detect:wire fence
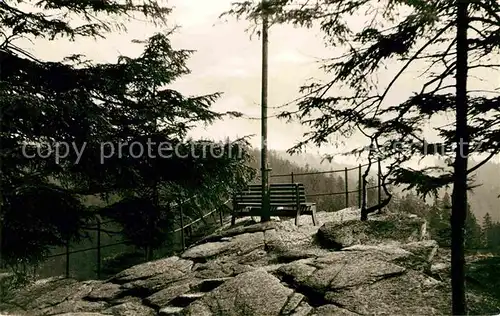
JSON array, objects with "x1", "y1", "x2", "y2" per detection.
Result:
[
  {"x1": 35, "y1": 198, "x2": 232, "y2": 280},
  {"x1": 269, "y1": 160, "x2": 384, "y2": 209},
  {"x1": 32, "y1": 160, "x2": 384, "y2": 280}
]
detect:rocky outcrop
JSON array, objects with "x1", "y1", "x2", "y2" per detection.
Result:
[
  {"x1": 0, "y1": 208, "x2": 499, "y2": 316},
  {"x1": 316, "y1": 213, "x2": 428, "y2": 250},
  {"x1": 184, "y1": 269, "x2": 294, "y2": 315}
]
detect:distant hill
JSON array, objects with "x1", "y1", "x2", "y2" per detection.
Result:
[{"x1": 273, "y1": 150, "x2": 355, "y2": 172}]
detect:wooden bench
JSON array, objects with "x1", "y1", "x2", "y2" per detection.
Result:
[{"x1": 231, "y1": 183, "x2": 317, "y2": 226}]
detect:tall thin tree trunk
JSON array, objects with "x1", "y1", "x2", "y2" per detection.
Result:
[
  {"x1": 0, "y1": 62, "x2": 4, "y2": 269},
  {"x1": 260, "y1": 1, "x2": 270, "y2": 222},
  {"x1": 451, "y1": 0, "x2": 469, "y2": 314},
  {"x1": 146, "y1": 86, "x2": 159, "y2": 262},
  {"x1": 148, "y1": 179, "x2": 158, "y2": 261}
]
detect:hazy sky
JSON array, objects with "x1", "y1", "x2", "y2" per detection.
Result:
[
  {"x1": 21, "y1": 0, "x2": 500, "y2": 165},
  {"x1": 27, "y1": 0, "x2": 329, "y2": 150}
]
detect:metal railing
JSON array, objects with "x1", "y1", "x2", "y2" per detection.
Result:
[
  {"x1": 268, "y1": 160, "x2": 384, "y2": 209},
  {"x1": 40, "y1": 197, "x2": 232, "y2": 279}
]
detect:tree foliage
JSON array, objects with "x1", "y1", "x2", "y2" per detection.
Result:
[{"x1": 1, "y1": 1, "x2": 254, "y2": 266}]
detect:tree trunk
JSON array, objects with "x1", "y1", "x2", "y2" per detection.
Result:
[
  {"x1": 0, "y1": 72, "x2": 4, "y2": 269},
  {"x1": 260, "y1": 1, "x2": 270, "y2": 223},
  {"x1": 451, "y1": 0, "x2": 469, "y2": 314},
  {"x1": 360, "y1": 177, "x2": 368, "y2": 221},
  {"x1": 147, "y1": 175, "x2": 159, "y2": 262}
]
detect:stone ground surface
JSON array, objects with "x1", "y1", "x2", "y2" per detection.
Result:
[{"x1": 1, "y1": 208, "x2": 499, "y2": 316}]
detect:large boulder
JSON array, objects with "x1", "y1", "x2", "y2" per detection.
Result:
[
  {"x1": 264, "y1": 221, "x2": 330, "y2": 263},
  {"x1": 114, "y1": 257, "x2": 194, "y2": 296},
  {"x1": 143, "y1": 278, "x2": 198, "y2": 309},
  {"x1": 0, "y1": 278, "x2": 106, "y2": 315},
  {"x1": 275, "y1": 247, "x2": 449, "y2": 315},
  {"x1": 401, "y1": 240, "x2": 439, "y2": 263},
  {"x1": 103, "y1": 298, "x2": 156, "y2": 316},
  {"x1": 182, "y1": 232, "x2": 266, "y2": 262},
  {"x1": 192, "y1": 259, "x2": 255, "y2": 279},
  {"x1": 184, "y1": 269, "x2": 296, "y2": 316},
  {"x1": 323, "y1": 269, "x2": 448, "y2": 315},
  {"x1": 316, "y1": 215, "x2": 428, "y2": 249},
  {"x1": 111, "y1": 256, "x2": 193, "y2": 284}
]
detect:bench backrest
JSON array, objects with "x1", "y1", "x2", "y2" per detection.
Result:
[{"x1": 234, "y1": 183, "x2": 307, "y2": 206}]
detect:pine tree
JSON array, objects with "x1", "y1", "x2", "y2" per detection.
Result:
[
  {"x1": 483, "y1": 213, "x2": 495, "y2": 249},
  {"x1": 464, "y1": 203, "x2": 482, "y2": 250},
  {"x1": 491, "y1": 223, "x2": 500, "y2": 252},
  {"x1": 442, "y1": 192, "x2": 452, "y2": 208},
  {"x1": 424, "y1": 194, "x2": 451, "y2": 246}
]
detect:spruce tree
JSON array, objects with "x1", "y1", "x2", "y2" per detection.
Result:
[
  {"x1": 464, "y1": 203, "x2": 482, "y2": 250},
  {"x1": 428, "y1": 194, "x2": 451, "y2": 246},
  {"x1": 483, "y1": 213, "x2": 495, "y2": 249}
]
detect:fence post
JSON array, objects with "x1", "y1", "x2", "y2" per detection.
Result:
[
  {"x1": 357, "y1": 164, "x2": 362, "y2": 208},
  {"x1": 377, "y1": 160, "x2": 382, "y2": 206},
  {"x1": 291, "y1": 172, "x2": 294, "y2": 184},
  {"x1": 96, "y1": 217, "x2": 101, "y2": 279},
  {"x1": 179, "y1": 204, "x2": 185, "y2": 251},
  {"x1": 65, "y1": 239, "x2": 70, "y2": 278},
  {"x1": 219, "y1": 207, "x2": 223, "y2": 226},
  {"x1": 344, "y1": 167, "x2": 349, "y2": 208}
]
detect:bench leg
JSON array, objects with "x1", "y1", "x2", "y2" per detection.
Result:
[
  {"x1": 311, "y1": 205, "x2": 317, "y2": 226},
  {"x1": 295, "y1": 207, "x2": 302, "y2": 226},
  {"x1": 231, "y1": 211, "x2": 236, "y2": 226}
]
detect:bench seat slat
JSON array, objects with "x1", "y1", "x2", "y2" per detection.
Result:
[
  {"x1": 236, "y1": 196, "x2": 307, "y2": 200},
  {"x1": 240, "y1": 203, "x2": 312, "y2": 207},
  {"x1": 245, "y1": 184, "x2": 300, "y2": 186},
  {"x1": 244, "y1": 186, "x2": 305, "y2": 189},
  {"x1": 236, "y1": 197, "x2": 306, "y2": 201},
  {"x1": 245, "y1": 185, "x2": 305, "y2": 189},
  {"x1": 237, "y1": 190, "x2": 305, "y2": 194},
  {"x1": 237, "y1": 202, "x2": 315, "y2": 206},
  {"x1": 237, "y1": 190, "x2": 306, "y2": 194},
  {"x1": 238, "y1": 194, "x2": 305, "y2": 198},
  {"x1": 236, "y1": 194, "x2": 304, "y2": 196},
  {"x1": 236, "y1": 190, "x2": 305, "y2": 194},
  {"x1": 235, "y1": 200, "x2": 307, "y2": 204},
  {"x1": 237, "y1": 209, "x2": 315, "y2": 217},
  {"x1": 235, "y1": 196, "x2": 306, "y2": 200}
]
